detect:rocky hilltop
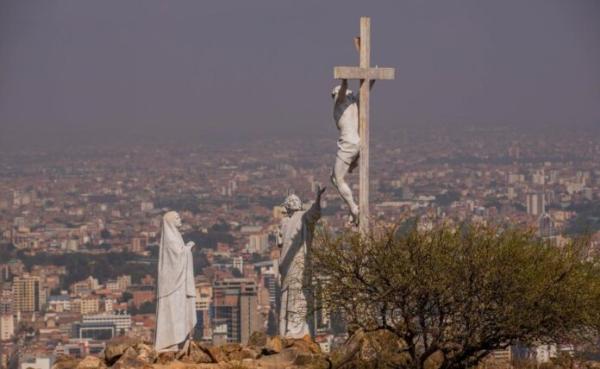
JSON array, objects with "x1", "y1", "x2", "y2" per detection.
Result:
[{"x1": 51, "y1": 333, "x2": 336, "y2": 369}]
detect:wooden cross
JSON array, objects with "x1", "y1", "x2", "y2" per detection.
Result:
[{"x1": 333, "y1": 17, "x2": 395, "y2": 233}]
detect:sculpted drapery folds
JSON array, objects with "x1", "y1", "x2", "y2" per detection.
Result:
[
  {"x1": 277, "y1": 186, "x2": 326, "y2": 339},
  {"x1": 155, "y1": 211, "x2": 197, "y2": 352}
]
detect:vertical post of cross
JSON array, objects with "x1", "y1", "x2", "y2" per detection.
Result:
[{"x1": 358, "y1": 17, "x2": 371, "y2": 234}]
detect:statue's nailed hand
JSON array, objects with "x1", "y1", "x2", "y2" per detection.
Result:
[{"x1": 186, "y1": 241, "x2": 195, "y2": 249}]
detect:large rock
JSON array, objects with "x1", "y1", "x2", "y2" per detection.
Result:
[
  {"x1": 247, "y1": 331, "x2": 268, "y2": 347},
  {"x1": 156, "y1": 352, "x2": 176, "y2": 365},
  {"x1": 264, "y1": 336, "x2": 283, "y2": 354},
  {"x1": 134, "y1": 343, "x2": 157, "y2": 364},
  {"x1": 207, "y1": 343, "x2": 244, "y2": 363},
  {"x1": 112, "y1": 356, "x2": 152, "y2": 369},
  {"x1": 227, "y1": 347, "x2": 259, "y2": 362},
  {"x1": 179, "y1": 342, "x2": 215, "y2": 364},
  {"x1": 75, "y1": 356, "x2": 106, "y2": 369},
  {"x1": 103, "y1": 337, "x2": 143, "y2": 366},
  {"x1": 286, "y1": 336, "x2": 321, "y2": 355},
  {"x1": 153, "y1": 362, "x2": 223, "y2": 369},
  {"x1": 52, "y1": 355, "x2": 80, "y2": 369},
  {"x1": 256, "y1": 348, "x2": 299, "y2": 369}
]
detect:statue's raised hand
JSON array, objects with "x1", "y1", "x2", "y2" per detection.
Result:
[
  {"x1": 186, "y1": 241, "x2": 195, "y2": 249},
  {"x1": 316, "y1": 185, "x2": 327, "y2": 199}
]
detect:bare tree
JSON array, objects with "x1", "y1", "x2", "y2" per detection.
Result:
[{"x1": 313, "y1": 223, "x2": 600, "y2": 369}]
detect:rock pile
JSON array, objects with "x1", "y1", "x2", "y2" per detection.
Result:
[{"x1": 52, "y1": 333, "x2": 330, "y2": 369}]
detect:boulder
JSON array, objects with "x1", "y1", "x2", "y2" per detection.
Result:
[
  {"x1": 156, "y1": 352, "x2": 176, "y2": 365},
  {"x1": 112, "y1": 356, "x2": 152, "y2": 369},
  {"x1": 75, "y1": 356, "x2": 106, "y2": 369},
  {"x1": 264, "y1": 337, "x2": 283, "y2": 354},
  {"x1": 180, "y1": 342, "x2": 215, "y2": 364},
  {"x1": 221, "y1": 344, "x2": 242, "y2": 355},
  {"x1": 256, "y1": 348, "x2": 299, "y2": 369},
  {"x1": 103, "y1": 337, "x2": 142, "y2": 365},
  {"x1": 247, "y1": 332, "x2": 267, "y2": 347},
  {"x1": 293, "y1": 353, "x2": 330, "y2": 369},
  {"x1": 206, "y1": 347, "x2": 227, "y2": 364},
  {"x1": 134, "y1": 343, "x2": 157, "y2": 364},
  {"x1": 52, "y1": 355, "x2": 80, "y2": 369},
  {"x1": 227, "y1": 348, "x2": 259, "y2": 362}
]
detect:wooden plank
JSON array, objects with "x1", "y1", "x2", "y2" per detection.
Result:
[
  {"x1": 358, "y1": 16, "x2": 370, "y2": 234},
  {"x1": 334, "y1": 66, "x2": 395, "y2": 80}
]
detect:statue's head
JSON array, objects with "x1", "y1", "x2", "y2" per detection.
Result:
[
  {"x1": 331, "y1": 85, "x2": 353, "y2": 99},
  {"x1": 163, "y1": 211, "x2": 182, "y2": 228},
  {"x1": 283, "y1": 194, "x2": 302, "y2": 214}
]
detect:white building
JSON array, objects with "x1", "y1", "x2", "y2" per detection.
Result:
[
  {"x1": 82, "y1": 313, "x2": 131, "y2": 335},
  {"x1": 526, "y1": 193, "x2": 545, "y2": 216},
  {"x1": 247, "y1": 233, "x2": 269, "y2": 253},
  {"x1": 0, "y1": 314, "x2": 14, "y2": 340},
  {"x1": 19, "y1": 357, "x2": 51, "y2": 369}
]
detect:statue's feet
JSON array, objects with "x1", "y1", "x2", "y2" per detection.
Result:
[{"x1": 348, "y1": 207, "x2": 359, "y2": 227}]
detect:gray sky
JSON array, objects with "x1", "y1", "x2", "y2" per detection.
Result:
[{"x1": 1, "y1": 0, "x2": 599, "y2": 147}]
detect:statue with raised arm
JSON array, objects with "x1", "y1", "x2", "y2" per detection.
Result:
[
  {"x1": 277, "y1": 186, "x2": 326, "y2": 339},
  {"x1": 331, "y1": 78, "x2": 374, "y2": 225},
  {"x1": 155, "y1": 211, "x2": 196, "y2": 353}
]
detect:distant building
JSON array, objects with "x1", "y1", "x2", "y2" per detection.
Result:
[
  {"x1": 0, "y1": 288, "x2": 13, "y2": 314},
  {"x1": 538, "y1": 213, "x2": 556, "y2": 238},
  {"x1": 232, "y1": 257, "x2": 243, "y2": 273},
  {"x1": 130, "y1": 238, "x2": 147, "y2": 253},
  {"x1": 212, "y1": 279, "x2": 261, "y2": 344},
  {"x1": 140, "y1": 201, "x2": 154, "y2": 212},
  {"x1": 48, "y1": 295, "x2": 71, "y2": 312},
  {"x1": 81, "y1": 313, "x2": 131, "y2": 336},
  {"x1": 19, "y1": 356, "x2": 51, "y2": 369},
  {"x1": 12, "y1": 275, "x2": 43, "y2": 313},
  {"x1": 0, "y1": 314, "x2": 14, "y2": 341},
  {"x1": 54, "y1": 339, "x2": 105, "y2": 357},
  {"x1": 247, "y1": 234, "x2": 269, "y2": 253},
  {"x1": 526, "y1": 193, "x2": 545, "y2": 216},
  {"x1": 131, "y1": 289, "x2": 155, "y2": 308},
  {"x1": 480, "y1": 347, "x2": 512, "y2": 369},
  {"x1": 195, "y1": 279, "x2": 212, "y2": 340}
]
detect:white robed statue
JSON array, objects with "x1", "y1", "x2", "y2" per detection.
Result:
[
  {"x1": 277, "y1": 186, "x2": 325, "y2": 338},
  {"x1": 155, "y1": 211, "x2": 197, "y2": 352}
]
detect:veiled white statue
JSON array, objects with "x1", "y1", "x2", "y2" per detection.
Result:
[
  {"x1": 155, "y1": 211, "x2": 196, "y2": 352},
  {"x1": 277, "y1": 186, "x2": 325, "y2": 338}
]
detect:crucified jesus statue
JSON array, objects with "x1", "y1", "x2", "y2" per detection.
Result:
[{"x1": 330, "y1": 77, "x2": 375, "y2": 226}]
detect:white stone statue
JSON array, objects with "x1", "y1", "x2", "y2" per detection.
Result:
[
  {"x1": 277, "y1": 186, "x2": 325, "y2": 339},
  {"x1": 155, "y1": 211, "x2": 197, "y2": 352},
  {"x1": 330, "y1": 78, "x2": 374, "y2": 225}
]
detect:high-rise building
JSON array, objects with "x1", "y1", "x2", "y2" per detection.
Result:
[
  {"x1": 0, "y1": 314, "x2": 14, "y2": 341},
  {"x1": 538, "y1": 213, "x2": 556, "y2": 239},
  {"x1": 212, "y1": 279, "x2": 261, "y2": 344},
  {"x1": 232, "y1": 257, "x2": 243, "y2": 273},
  {"x1": 12, "y1": 275, "x2": 43, "y2": 313},
  {"x1": 195, "y1": 279, "x2": 212, "y2": 340},
  {"x1": 0, "y1": 288, "x2": 12, "y2": 314},
  {"x1": 526, "y1": 193, "x2": 545, "y2": 216},
  {"x1": 247, "y1": 234, "x2": 269, "y2": 253}
]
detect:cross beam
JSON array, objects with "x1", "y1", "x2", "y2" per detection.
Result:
[{"x1": 333, "y1": 17, "x2": 395, "y2": 234}]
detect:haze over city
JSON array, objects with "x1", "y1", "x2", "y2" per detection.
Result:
[{"x1": 1, "y1": 0, "x2": 600, "y2": 149}]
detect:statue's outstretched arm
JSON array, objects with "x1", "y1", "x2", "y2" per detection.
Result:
[
  {"x1": 304, "y1": 186, "x2": 326, "y2": 225},
  {"x1": 336, "y1": 79, "x2": 348, "y2": 105}
]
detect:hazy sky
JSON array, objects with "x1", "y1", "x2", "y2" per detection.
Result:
[{"x1": 1, "y1": 0, "x2": 599, "y2": 147}]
